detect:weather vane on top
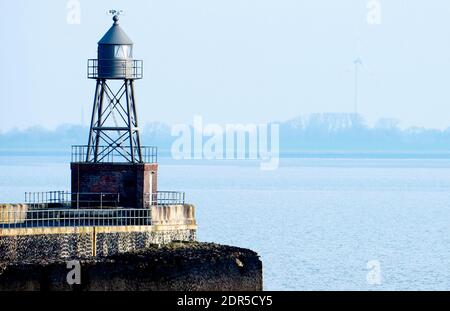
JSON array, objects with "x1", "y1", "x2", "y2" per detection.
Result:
[
  {"x1": 109, "y1": 9, "x2": 124, "y2": 17},
  {"x1": 108, "y1": 9, "x2": 124, "y2": 23}
]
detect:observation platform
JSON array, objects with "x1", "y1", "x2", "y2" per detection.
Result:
[
  {"x1": 72, "y1": 145, "x2": 157, "y2": 164},
  {"x1": 87, "y1": 59, "x2": 143, "y2": 80},
  {"x1": 1, "y1": 191, "x2": 187, "y2": 229}
]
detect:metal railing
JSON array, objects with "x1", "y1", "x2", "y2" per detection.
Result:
[
  {"x1": 0, "y1": 191, "x2": 188, "y2": 229},
  {"x1": 145, "y1": 191, "x2": 186, "y2": 207},
  {"x1": 0, "y1": 208, "x2": 151, "y2": 229},
  {"x1": 24, "y1": 191, "x2": 185, "y2": 209},
  {"x1": 71, "y1": 145, "x2": 158, "y2": 164},
  {"x1": 24, "y1": 191, "x2": 120, "y2": 209},
  {"x1": 87, "y1": 59, "x2": 143, "y2": 79}
]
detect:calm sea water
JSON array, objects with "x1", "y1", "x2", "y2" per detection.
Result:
[{"x1": 1, "y1": 154, "x2": 450, "y2": 290}]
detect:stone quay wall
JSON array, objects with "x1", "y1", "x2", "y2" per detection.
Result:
[
  {"x1": 0, "y1": 243, "x2": 263, "y2": 291},
  {"x1": 0, "y1": 204, "x2": 197, "y2": 263}
]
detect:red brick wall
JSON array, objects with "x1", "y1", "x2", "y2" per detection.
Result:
[{"x1": 71, "y1": 163, "x2": 158, "y2": 208}]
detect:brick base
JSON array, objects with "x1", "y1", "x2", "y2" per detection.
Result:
[{"x1": 71, "y1": 163, "x2": 158, "y2": 209}]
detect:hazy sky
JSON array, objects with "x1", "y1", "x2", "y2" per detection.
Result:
[{"x1": 1, "y1": 0, "x2": 450, "y2": 131}]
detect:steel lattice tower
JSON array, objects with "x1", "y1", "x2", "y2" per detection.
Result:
[{"x1": 86, "y1": 13, "x2": 143, "y2": 163}]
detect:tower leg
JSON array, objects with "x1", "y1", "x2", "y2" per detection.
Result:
[
  {"x1": 86, "y1": 79, "x2": 101, "y2": 162},
  {"x1": 130, "y1": 80, "x2": 143, "y2": 162},
  {"x1": 125, "y1": 79, "x2": 135, "y2": 163},
  {"x1": 94, "y1": 80, "x2": 106, "y2": 162}
]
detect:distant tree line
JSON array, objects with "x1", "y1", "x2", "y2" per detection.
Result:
[
  {"x1": 1, "y1": 114, "x2": 450, "y2": 153},
  {"x1": 279, "y1": 113, "x2": 450, "y2": 152}
]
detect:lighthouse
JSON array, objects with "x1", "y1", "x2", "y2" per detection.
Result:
[
  {"x1": 0, "y1": 11, "x2": 196, "y2": 265},
  {"x1": 86, "y1": 12, "x2": 143, "y2": 163},
  {"x1": 71, "y1": 12, "x2": 158, "y2": 209}
]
